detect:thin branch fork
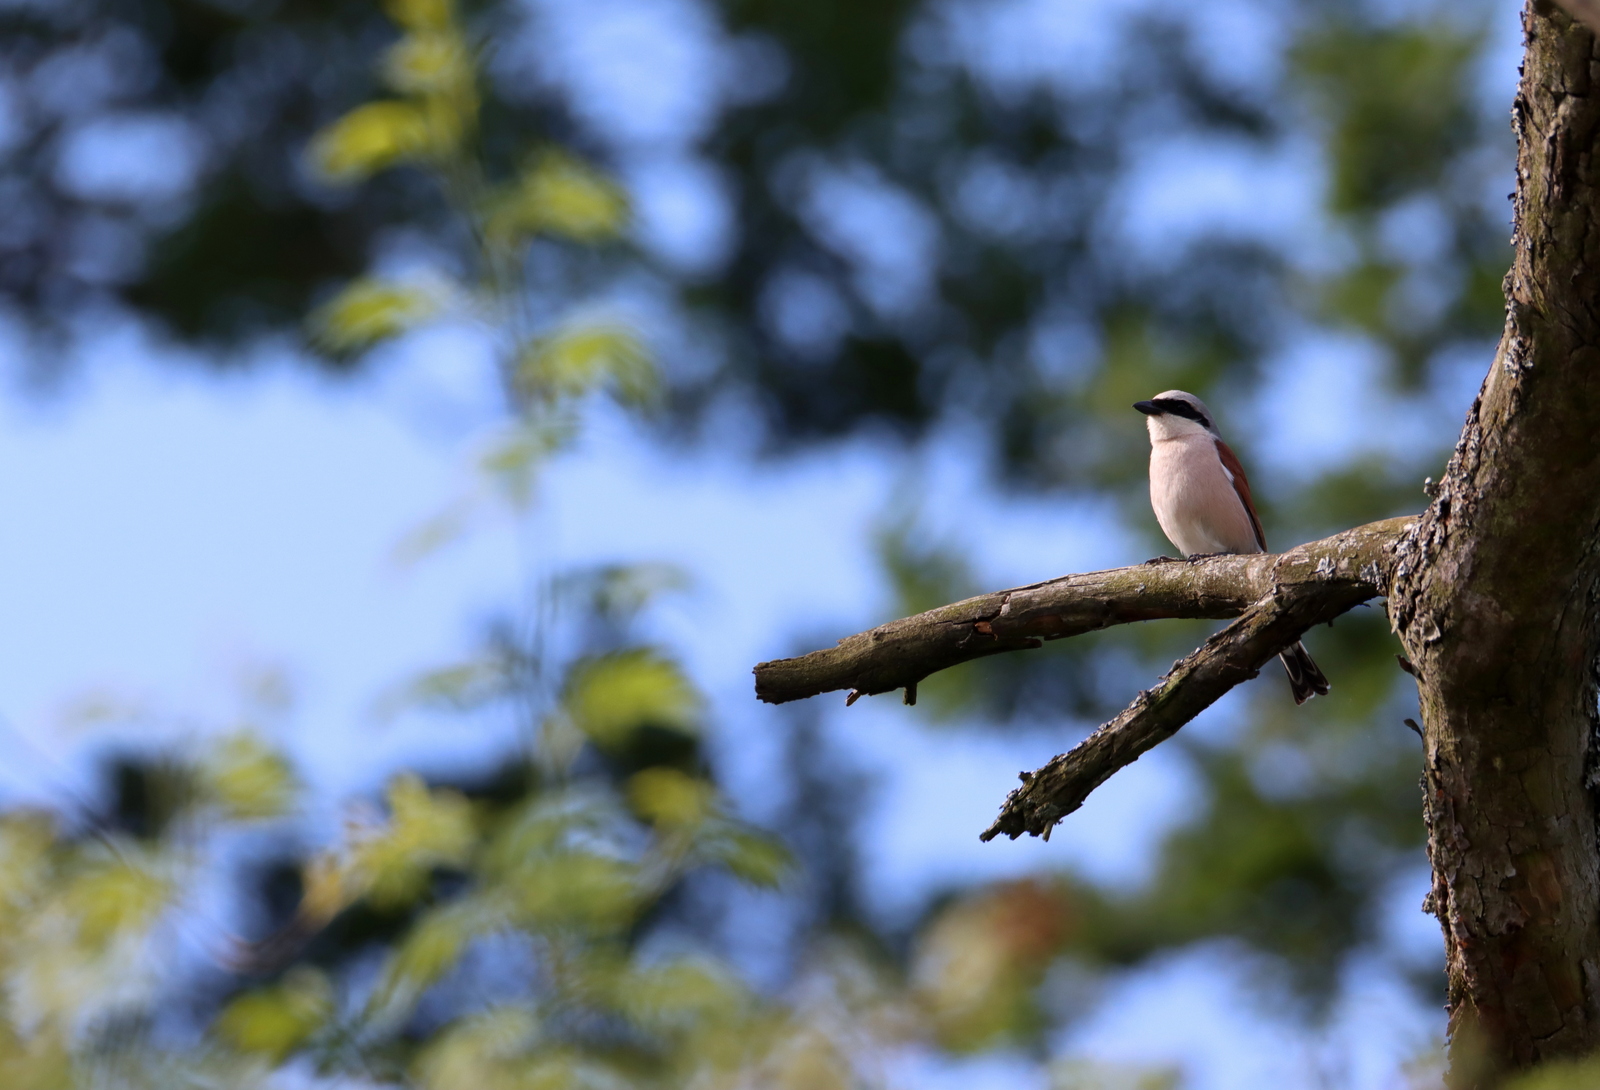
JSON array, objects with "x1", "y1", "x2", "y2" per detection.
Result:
[{"x1": 752, "y1": 515, "x2": 1416, "y2": 840}]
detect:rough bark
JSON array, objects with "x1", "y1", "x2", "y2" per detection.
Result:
[
  {"x1": 1557, "y1": 0, "x2": 1600, "y2": 36},
  {"x1": 755, "y1": 517, "x2": 1413, "y2": 706},
  {"x1": 1386, "y1": 4, "x2": 1600, "y2": 1082}
]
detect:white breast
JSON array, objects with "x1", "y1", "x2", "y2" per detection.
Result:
[{"x1": 1148, "y1": 435, "x2": 1262, "y2": 556}]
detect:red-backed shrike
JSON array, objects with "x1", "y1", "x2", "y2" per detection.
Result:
[{"x1": 1134, "y1": 390, "x2": 1329, "y2": 704}]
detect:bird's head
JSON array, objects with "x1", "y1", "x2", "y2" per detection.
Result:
[{"x1": 1133, "y1": 390, "x2": 1218, "y2": 441}]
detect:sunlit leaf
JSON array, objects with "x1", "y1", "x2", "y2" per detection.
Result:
[
  {"x1": 413, "y1": 1005, "x2": 539, "y2": 1090},
  {"x1": 510, "y1": 851, "x2": 638, "y2": 934},
  {"x1": 0, "y1": 812, "x2": 56, "y2": 913},
  {"x1": 514, "y1": 321, "x2": 655, "y2": 406},
  {"x1": 384, "y1": 0, "x2": 454, "y2": 32},
  {"x1": 562, "y1": 649, "x2": 699, "y2": 750},
  {"x1": 11, "y1": 846, "x2": 174, "y2": 1032},
  {"x1": 486, "y1": 151, "x2": 628, "y2": 245},
  {"x1": 309, "y1": 101, "x2": 444, "y2": 183},
  {"x1": 64, "y1": 851, "x2": 172, "y2": 949},
  {"x1": 384, "y1": 31, "x2": 472, "y2": 96},
  {"x1": 294, "y1": 851, "x2": 351, "y2": 932},
  {"x1": 214, "y1": 967, "x2": 332, "y2": 1062},
  {"x1": 628, "y1": 768, "x2": 714, "y2": 830},
  {"x1": 616, "y1": 958, "x2": 746, "y2": 1034},
  {"x1": 353, "y1": 775, "x2": 478, "y2": 908},
  {"x1": 0, "y1": 1022, "x2": 71, "y2": 1090},
  {"x1": 303, "y1": 776, "x2": 478, "y2": 922},
  {"x1": 310, "y1": 277, "x2": 441, "y2": 354},
  {"x1": 198, "y1": 733, "x2": 296, "y2": 821}
]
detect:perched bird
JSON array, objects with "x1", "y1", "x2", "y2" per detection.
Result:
[{"x1": 1134, "y1": 390, "x2": 1329, "y2": 704}]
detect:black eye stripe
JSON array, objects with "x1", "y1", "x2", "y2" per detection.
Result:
[{"x1": 1152, "y1": 398, "x2": 1210, "y2": 428}]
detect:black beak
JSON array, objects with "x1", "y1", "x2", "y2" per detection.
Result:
[{"x1": 1133, "y1": 400, "x2": 1160, "y2": 416}]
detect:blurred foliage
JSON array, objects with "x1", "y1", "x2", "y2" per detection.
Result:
[
  {"x1": 1505, "y1": 1055, "x2": 1600, "y2": 1090},
  {"x1": 0, "y1": 0, "x2": 1525, "y2": 1080},
  {"x1": 486, "y1": 150, "x2": 630, "y2": 246},
  {"x1": 310, "y1": 277, "x2": 443, "y2": 354}
]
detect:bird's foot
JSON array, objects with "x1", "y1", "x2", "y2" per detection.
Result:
[
  {"x1": 1185, "y1": 551, "x2": 1231, "y2": 561},
  {"x1": 1142, "y1": 555, "x2": 1182, "y2": 564}
]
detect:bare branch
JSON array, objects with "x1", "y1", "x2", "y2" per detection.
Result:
[
  {"x1": 754, "y1": 516, "x2": 1414, "y2": 707},
  {"x1": 980, "y1": 545, "x2": 1401, "y2": 840}
]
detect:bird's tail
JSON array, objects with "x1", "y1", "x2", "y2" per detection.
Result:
[{"x1": 1279, "y1": 641, "x2": 1330, "y2": 705}]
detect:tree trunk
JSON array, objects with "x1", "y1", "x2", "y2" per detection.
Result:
[{"x1": 1388, "y1": 2, "x2": 1600, "y2": 1081}]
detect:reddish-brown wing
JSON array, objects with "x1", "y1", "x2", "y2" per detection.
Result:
[{"x1": 1215, "y1": 439, "x2": 1267, "y2": 551}]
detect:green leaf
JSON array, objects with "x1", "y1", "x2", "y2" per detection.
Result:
[
  {"x1": 362, "y1": 776, "x2": 477, "y2": 907},
  {"x1": 413, "y1": 1006, "x2": 539, "y2": 1090},
  {"x1": 309, "y1": 278, "x2": 440, "y2": 353},
  {"x1": 562, "y1": 649, "x2": 699, "y2": 750},
  {"x1": 615, "y1": 959, "x2": 746, "y2": 1034},
  {"x1": 486, "y1": 151, "x2": 629, "y2": 245},
  {"x1": 514, "y1": 321, "x2": 655, "y2": 406},
  {"x1": 214, "y1": 967, "x2": 332, "y2": 1062},
  {"x1": 510, "y1": 852, "x2": 639, "y2": 934},
  {"x1": 627, "y1": 768, "x2": 714, "y2": 830},
  {"x1": 197, "y1": 732, "x2": 297, "y2": 821},
  {"x1": 309, "y1": 100, "x2": 443, "y2": 182},
  {"x1": 64, "y1": 850, "x2": 171, "y2": 949},
  {"x1": 383, "y1": 31, "x2": 472, "y2": 96},
  {"x1": 0, "y1": 813, "x2": 56, "y2": 914},
  {"x1": 310, "y1": 775, "x2": 478, "y2": 914},
  {"x1": 384, "y1": 0, "x2": 455, "y2": 32}
]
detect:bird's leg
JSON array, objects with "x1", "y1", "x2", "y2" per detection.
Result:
[
  {"x1": 1184, "y1": 551, "x2": 1231, "y2": 561},
  {"x1": 1142, "y1": 555, "x2": 1183, "y2": 564}
]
